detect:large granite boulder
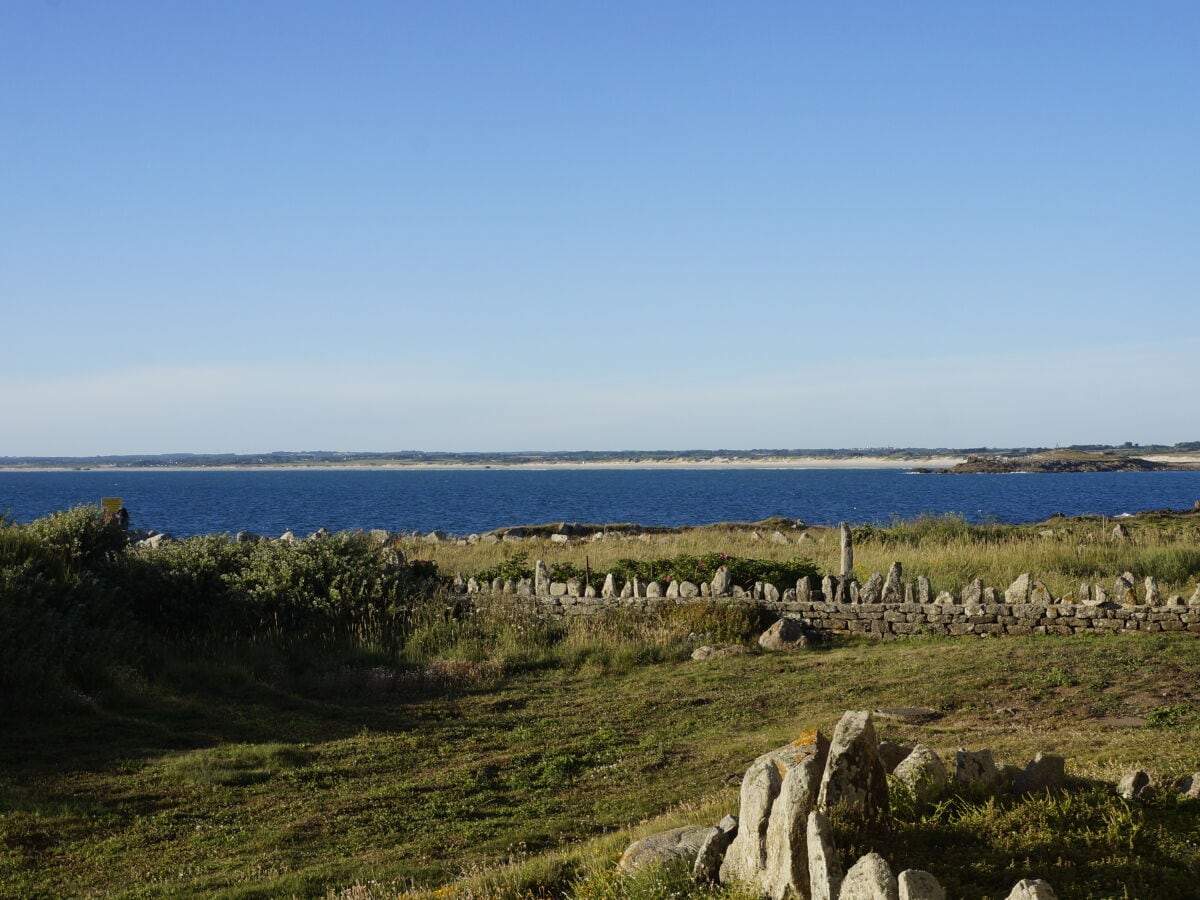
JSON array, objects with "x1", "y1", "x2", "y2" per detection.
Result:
[
  {"x1": 1006, "y1": 879, "x2": 1058, "y2": 899},
  {"x1": 1013, "y1": 753, "x2": 1066, "y2": 794},
  {"x1": 818, "y1": 711, "x2": 889, "y2": 822},
  {"x1": 720, "y1": 729, "x2": 829, "y2": 890},
  {"x1": 692, "y1": 814, "x2": 739, "y2": 884},
  {"x1": 898, "y1": 869, "x2": 945, "y2": 900},
  {"x1": 892, "y1": 744, "x2": 948, "y2": 804},
  {"x1": 839, "y1": 852, "x2": 899, "y2": 900},
  {"x1": 618, "y1": 825, "x2": 712, "y2": 873},
  {"x1": 806, "y1": 809, "x2": 843, "y2": 900},
  {"x1": 758, "y1": 618, "x2": 815, "y2": 651},
  {"x1": 955, "y1": 748, "x2": 1003, "y2": 792},
  {"x1": 761, "y1": 736, "x2": 828, "y2": 898}
]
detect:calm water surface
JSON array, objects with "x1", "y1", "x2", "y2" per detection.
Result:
[{"x1": 3, "y1": 468, "x2": 1200, "y2": 537}]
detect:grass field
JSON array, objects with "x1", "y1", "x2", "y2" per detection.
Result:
[
  {"x1": 4, "y1": 508, "x2": 1200, "y2": 898},
  {"x1": 3, "y1": 631, "x2": 1200, "y2": 898}
]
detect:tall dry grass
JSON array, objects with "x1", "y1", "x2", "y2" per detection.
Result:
[{"x1": 401, "y1": 515, "x2": 1200, "y2": 600}]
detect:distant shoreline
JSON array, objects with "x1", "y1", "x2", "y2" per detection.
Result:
[{"x1": 0, "y1": 455, "x2": 968, "y2": 473}]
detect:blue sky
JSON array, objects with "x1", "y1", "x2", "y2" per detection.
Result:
[{"x1": 2, "y1": 1, "x2": 1197, "y2": 454}]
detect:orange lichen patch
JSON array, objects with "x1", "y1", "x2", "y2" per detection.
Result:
[{"x1": 788, "y1": 728, "x2": 822, "y2": 751}]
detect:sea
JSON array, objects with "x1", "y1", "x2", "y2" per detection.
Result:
[{"x1": 3, "y1": 468, "x2": 1200, "y2": 538}]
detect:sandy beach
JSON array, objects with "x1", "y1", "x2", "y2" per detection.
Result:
[{"x1": 0, "y1": 456, "x2": 968, "y2": 473}]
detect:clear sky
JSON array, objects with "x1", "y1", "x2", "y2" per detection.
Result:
[{"x1": 2, "y1": 1, "x2": 1197, "y2": 455}]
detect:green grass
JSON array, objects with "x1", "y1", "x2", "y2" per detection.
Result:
[{"x1": 4, "y1": 632, "x2": 1200, "y2": 898}]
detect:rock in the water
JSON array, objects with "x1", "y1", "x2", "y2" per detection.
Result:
[
  {"x1": 720, "y1": 730, "x2": 829, "y2": 888},
  {"x1": 1005, "y1": 879, "x2": 1058, "y2": 899},
  {"x1": 955, "y1": 748, "x2": 1002, "y2": 792},
  {"x1": 806, "y1": 809, "x2": 843, "y2": 900},
  {"x1": 839, "y1": 851, "x2": 899, "y2": 900},
  {"x1": 712, "y1": 566, "x2": 732, "y2": 597},
  {"x1": 877, "y1": 741, "x2": 913, "y2": 775},
  {"x1": 758, "y1": 618, "x2": 814, "y2": 651},
  {"x1": 892, "y1": 744, "x2": 948, "y2": 804},
  {"x1": 818, "y1": 711, "x2": 889, "y2": 822},
  {"x1": 1005, "y1": 573, "x2": 1032, "y2": 603},
  {"x1": 618, "y1": 825, "x2": 712, "y2": 873},
  {"x1": 898, "y1": 869, "x2": 945, "y2": 900},
  {"x1": 1117, "y1": 769, "x2": 1153, "y2": 800},
  {"x1": 692, "y1": 814, "x2": 738, "y2": 884},
  {"x1": 1013, "y1": 752, "x2": 1066, "y2": 794}
]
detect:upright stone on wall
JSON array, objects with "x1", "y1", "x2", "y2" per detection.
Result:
[
  {"x1": 840, "y1": 522, "x2": 854, "y2": 578},
  {"x1": 535, "y1": 560, "x2": 550, "y2": 597},
  {"x1": 882, "y1": 562, "x2": 903, "y2": 602}
]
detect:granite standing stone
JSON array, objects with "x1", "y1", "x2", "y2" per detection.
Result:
[{"x1": 818, "y1": 711, "x2": 889, "y2": 822}]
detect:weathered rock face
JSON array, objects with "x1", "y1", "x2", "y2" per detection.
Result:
[
  {"x1": 956, "y1": 748, "x2": 1002, "y2": 792},
  {"x1": 758, "y1": 618, "x2": 814, "y2": 651},
  {"x1": 763, "y1": 582, "x2": 781, "y2": 603},
  {"x1": 882, "y1": 563, "x2": 903, "y2": 602},
  {"x1": 1013, "y1": 752, "x2": 1066, "y2": 794},
  {"x1": 917, "y1": 576, "x2": 932, "y2": 604},
  {"x1": 712, "y1": 566, "x2": 732, "y2": 597},
  {"x1": 601, "y1": 573, "x2": 617, "y2": 598},
  {"x1": 692, "y1": 814, "x2": 739, "y2": 884},
  {"x1": 1006, "y1": 879, "x2": 1058, "y2": 899},
  {"x1": 840, "y1": 522, "x2": 854, "y2": 578},
  {"x1": 1144, "y1": 576, "x2": 1161, "y2": 606},
  {"x1": 720, "y1": 730, "x2": 829, "y2": 890},
  {"x1": 618, "y1": 825, "x2": 712, "y2": 873},
  {"x1": 876, "y1": 741, "x2": 913, "y2": 775},
  {"x1": 817, "y1": 711, "x2": 889, "y2": 822},
  {"x1": 1005, "y1": 573, "x2": 1032, "y2": 603},
  {"x1": 898, "y1": 869, "x2": 945, "y2": 900},
  {"x1": 666, "y1": 580, "x2": 680, "y2": 599},
  {"x1": 680, "y1": 580, "x2": 699, "y2": 598},
  {"x1": 1117, "y1": 769, "x2": 1153, "y2": 800},
  {"x1": 839, "y1": 851, "x2": 899, "y2": 900},
  {"x1": 1029, "y1": 581, "x2": 1054, "y2": 605},
  {"x1": 860, "y1": 573, "x2": 884, "y2": 604},
  {"x1": 762, "y1": 739, "x2": 827, "y2": 898},
  {"x1": 962, "y1": 578, "x2": 985, "y2": 605},
  {"x1": 806, "y1": 809, "x2": 843, "y2": 900},
  {"x1": 1114, "y1": 572, "x2": 1137, "y2": 605},
  {"x1": 535, "y1": 560, "x2": 550, "y2": 597},
  {"x1": 1177, "y1": 773, "x2": 1200, "y2": 800},
  {"x1": 690, "y1": 644, "x2": 748, "y2": 661},
  {"x1": 892, "y1": 744, "x2": 948, "y2": 804},
  {"x1": 646, "y1": 581, "x2": 663, "y2": 598}
]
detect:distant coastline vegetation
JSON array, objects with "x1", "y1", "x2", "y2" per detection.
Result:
[{"x1": 2, "y1": 441, "x2": 1199, "y2": 469}]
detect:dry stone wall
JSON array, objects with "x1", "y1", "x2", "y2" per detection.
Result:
[{"x1": 467, "y1": 562, "x2": 1200, "y2": 639}]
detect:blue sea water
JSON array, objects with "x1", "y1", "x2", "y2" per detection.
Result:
[{"x1": 2, "y1": 468, "x2": 1200, "y2": 538}]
